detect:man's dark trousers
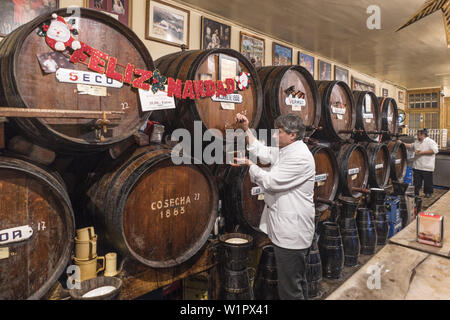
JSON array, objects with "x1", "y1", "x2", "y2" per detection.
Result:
[
  {"x1": 413, "y1": 168, "x2": 434, "y2": 196},
  {"x1": 273, "y1": 244, "x2": 309, "y2": 300}
]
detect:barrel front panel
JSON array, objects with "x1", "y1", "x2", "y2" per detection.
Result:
[
  {"x1": 194, "y1": 53, "x2": 259, "y2": 136},
  {"x1": 374, "y1": 146, "x2": 390, "y2": 187},
  {"x1": 388, "y1": 142, "x2": 407, "y2": 181},
  {"x1": 12, "y1": 12, "x2": 151, "y2": 147},
  {"x1": 241, "y1": 170, "x2": 265, "y2": 231},
  {"x1": 0, "y1": 169, "x2": 72, "y2": 299},
  {"x1": 122, "y1": 162, "x2": 214, "y2": 265},
  {"x1": 385, "y1": 101, "x2": 397, "y2": 134},
  {"x1": 313, "y1": 149, "x2": 338, "y2": 205},
  {"x1": 346, "y1": 147, "x2": 368, "y2": 194}
]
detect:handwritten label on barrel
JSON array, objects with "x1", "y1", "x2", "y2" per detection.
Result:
[
  {"x1": 0, "y1": 225, "x2": 33, "y2": 245},
  {"x1": 0, "y1": 247, "x2": 9, "y2": 260},
  {"x1": 363, "y1": 113, "x2": 373, "y2": 119},
  {"x1": 348, "y1": 168, "x2": 360, "y2": 175},
  {"x1": 211, "y1": 94, "x2": 243, "y2": 104},
  {"x1": 151, "y1": 195, "x2": 199, "y2": 219},
  {"x1": 395, "y1": 159, "x2": 401, "y2": 164},
  {"x1": 315, "y1": 173, "x2": 328, "y2": 182},
  {"x1": 56, "y1": 68, "x2": 123, "y2": 88},
  {"x1": 251, "y1": 186, "x2": 263, "y2": 196},
  {"x1": 332, "y1": 106, "x2": 346, "y2": 115},
  {"x1": 286, "y1": 97, "x2": 306, "y2": 111},
  {"x1": 375, "y1": 163, "x2": 384, "y2": 169},
  {"x1": 139, "y1": 85, "x2": 176, "y2": 111}
]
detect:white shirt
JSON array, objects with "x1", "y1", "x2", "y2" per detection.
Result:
[
  {"x1": 248, "y1": 139, "x2": 316, "y2": 249},
  {"x1": 412, "y1": 137, "x2": 439, "y2": 172}
]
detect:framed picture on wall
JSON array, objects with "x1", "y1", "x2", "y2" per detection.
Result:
[
  {"x1": 382, "y1": 88, "x2": 389, "y2": 97},
  {"x1": 334, "y1": 66, "x2": 349, "y2": 85},
  {"x1": 145, "y1": 0, "x2": 190, "y2": 48},
  {"x1": 298, "y1": 52, "x2": 314, "y2": 77},
  {"x1": 352, "y1": 76, "x2": 376, "y2": 93},
  {"x1": 318, "y1": 60, "x2": 332, "y2": 80},
  {"x1": 398, "y1": 91, "x2": 405, "y2": 103},
  {"x1": 272, "y1": 42, "x2": 292, "y2": 66},
  {"x1": 86, "y1": 0, "x2": 132, "y2": 27},
  {"x1": 240, "y1": 32, "x2": 265, "y2": 68},
  {"x1": 0, "y1": 0, "x2": 59, "y2": 37},
  {"x1": 201, "y1": 17, "x2": 231, "y2": 49}
]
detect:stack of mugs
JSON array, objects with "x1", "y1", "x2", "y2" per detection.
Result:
[{"x1": 74, "y1": 227, "x2": 105, "y2": 282}]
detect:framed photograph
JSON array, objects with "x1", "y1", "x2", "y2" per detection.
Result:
[
  {"x1": 240, "y1": 32, "x2": 265, "y2": 68},
  {"x1": 0, "y1": 0, "x2": 59, "y2": 37},
  {"x1": 201, "y1": 17, "x2": 231, "y2": 49},
  {"x1": 382, "y1": 88, "x2": 389, "y2": 97},
  {"x1": 272, "y1": 42, "x2": 292, "y2": 66},
  {"x1": 145, "y1": 0, "x2": 190, "y2": 48},
  {"x1": 318, "y1": 60, "x2": 332, "y2": 81},
  {"x1": 298, "y1": 52, "x2": 314, "y2": 77},
  {"x1": 86, "y1": 0, "x2": 132, "y2": 27},
  {"x1": 334, "y1": 66, "x2": 349, "y2": 85},
  {"x1": 352, "y1": 76, "x2": 376, "y2": 93},
  {"x1": 398, "y1": 91, "x2": 405, "y2": 103}
]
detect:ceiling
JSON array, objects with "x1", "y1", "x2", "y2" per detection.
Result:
[{"x1": 175, "y1": 0, "x2": 450, "y2": 90}]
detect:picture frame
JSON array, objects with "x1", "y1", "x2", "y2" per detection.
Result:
[
  {"x1": 334, "y1": 66, "x2": 349, "y2": 85},
  {"x1": 318, "y1": 60, "x2": 332, "y2": 81},
  {"x1": 382, "y1": 88, "x2": 389, "y2": 98},
  {"x1": 272, "y1": 42, "x2": 292, "y2": 66},
  {"x1": 201, "y1": 17, "x2": 231, "y2": 49},
  {"x1": 145, "y1": 0, "x2": 190, "y2": 48},
  {"x1": 240, "y1": 32, "x2": 265, "y2": 68},
  {"x1": 86, "y1": 0, "x2": 132, "y2": 27},
  {"x1": 398, "y1": 91, "x2": 405, "y2": 103},
  {"x1": 0, "y1": 0, "x2": 59, "y2": 37},
  {"x1": 298, "y1": 52, "x2": 314, "y2": 77},
  {"x1": 218, "y1": 54, "x2": 239, "y2": 82},
  {"x1": 352, "y1": 76, "x2": 376, "y2": 93}
]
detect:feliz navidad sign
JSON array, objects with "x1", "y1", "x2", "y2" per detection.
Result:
[{"x1": 37, "y1": 14, "x2": 250, "y2": 110}]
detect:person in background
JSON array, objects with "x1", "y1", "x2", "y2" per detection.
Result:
[
  {"x1": 231, "y1": 113, "x2": 316, "y2": 300},
  {"x1": 404, "y1": 128, "x2": 439, "y2": 198}
]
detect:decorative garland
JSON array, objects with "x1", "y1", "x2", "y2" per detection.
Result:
[{"x1": 37, "y1": 14, "x2": 250, "y2": 100}]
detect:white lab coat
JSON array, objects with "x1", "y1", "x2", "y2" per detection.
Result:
[
  {"x1": 412, "y1": 137, "x2": 439, "y2": 172},
  {"x1": 248, "y1": 139, "x2": 316, "y2": 249}
]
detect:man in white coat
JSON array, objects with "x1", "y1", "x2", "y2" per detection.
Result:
[
  {"x1": 404, "y1": 128, "x2": 439, "y2": 198},
  {"x1": 232, "y1": 113, "x2": 316, "y2": 300}
]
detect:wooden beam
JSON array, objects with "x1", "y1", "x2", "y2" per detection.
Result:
[{"x1": 0, "y1": 107, "x2": 124, "y2": 119}]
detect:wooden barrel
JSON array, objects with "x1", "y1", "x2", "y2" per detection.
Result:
[
  {"x1": 318, "y1": 222, "x2": 344, "y2": 279},
  {"x1": 309, "y1": 145, "x2": 339, "y2": 212},
  {"x1": 154, "y1": 49, "x2": 263, "y2": 140},
  {"x1": 254, "y1": 245, "x2": 279, "y2": 300},
  {"x1": 0, "y1": 8, "x2": 154, "y2": 154},
  {"x1": 0, "y1": 156, "x2": 75, "y2": 299},
  {"x1": 335, "y1": 143, "x2": 369, "y2": 198},
  {"x1": 387, "y1": 141, "x2": 407, "y2": 182},
  {"x1": 257, "y1": 65, "x2": 321, "y2": 136},
  {"x1": 353, "y1": 91, "x2": 381, "y2": 142},
  {"x1": 356, "y1": 208, "x2": 377, "y2": 255},
  {"x1": 306, "y1": 234, "x2": 323, "y2": 299},
  {"x1": 378, "y1": 98, "x2": 399, "y2": 139},
  {"x1": 86, "y1": 145, "x2": 218, "y2": 268},
  {"x1": 338, "y1": 197, "x2": 360, "y2": 267},
  {"x1": 312, "y1": 81, "x2": 356, "y2": 142},
  {"x1": 364, "y1": 142, "x2": 391, "y2": 189},
  {"x1": 220, "y1": 268, "x2": 254, "y2": 300},
  {"x1": 222, "y1": 166, "x2": 266, "y2": 234}
]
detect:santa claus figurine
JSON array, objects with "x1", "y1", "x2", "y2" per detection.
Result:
[{"x1": 44, "y1": 13, "x2": 81, "y2": 52}]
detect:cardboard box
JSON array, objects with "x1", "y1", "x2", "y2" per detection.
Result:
[{"x1": 417, "y1": 212, "x2": 444, "y2": 247}]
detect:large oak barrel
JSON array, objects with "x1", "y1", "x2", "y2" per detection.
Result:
[
  {"x1": 312, "y1": 81, "x2": 356, "y2": 142},
  {"x1": 387, "y1": 141, "x2": 407, "y2": 182},
  {"x1": 309, "y1": 145, "x2": 339, "y2": 212},
  {"x1": 353, "y1": 91, "x2": 381, "y2": 142},
  {"x1": 86, "y1": 145, "x2": 218, "y2": 268},
  {"x1": 363, "y1": 142, "x2": 391, "y2": 189},
  {"x1": 378, "y1": 98, "x2": 399, "y2": 139},
  {"x1": 222, "y1": 166, "x2": 265, "y2": 234},
  {"x1": 257, "y1": 66, "x2": 320, "y2": 136},
  {"x1": 154, "y1": 49, "x2": 263, "y2": 141},
  {"x1": 335, "y1": 143, "x2": 369, "y2": 198},
  {"x1": 0, "y1": 8, "x2": 154, "y2": 154},
  {"x1": 0, "y1": 156, "x2": 74, "y2": 299}
]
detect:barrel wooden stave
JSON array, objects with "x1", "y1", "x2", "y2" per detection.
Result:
[
  {"x1": 363, "y1": 142, "x2": 391, "y2": 189},
  {"x1": 0, "y1": 156, "x2": 74, "y2": 300},
  {"x1": 387, "y1": 140, "x2": 407, "y2": 182},
  {"x1": 378, "y1": 97, "x2": 399, "y2": 139},
  {"x1": 353, "y1": 91, "x2": 381, "y2": 142},
  {"x1": 86, "y1": 145, "x2": 218, "y2": 268},
  {"x1": 0, "y1": 8, "x2": 154, "y2": 154},
  {"x1": 154, "y1": 49, "x2": 263, "y2": 139}
]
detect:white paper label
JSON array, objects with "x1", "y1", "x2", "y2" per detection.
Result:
[
  {"x1": 365, "y1": 95, "x2": 372, "y2": 112},
  {"x1": 56, "y1": 68, "x2": 123, "y2": 88},
  {"x1": 77, "y1": 84, "x2": 107, "y2": 96},
  {"x1": 375, "y1": 163, "x2": 384, "y2": 169},
  {"x1": 348, "y1": 168, "x2": 360, "y2": 175},
  {"x1": 0, "y1": 225, "x2": 33, "y2": 245},
  {"x1": 315, "y1": 173, "x2": 328, "y2": 182},
  {"x1": 258, "y1": 194, "x2": 264, "y2": 201},
  {"x1": 387, "y1": 116, "x2": 393, "y2": 122},
  {"x1": 220, "y1": 103, "x2": 235, "y2": 110},
  {"x1": 363, "y1": 113, "x2": 373, "y2": 119},
  {"x1": 211, "y1": 94, "x2": 243, "y2": 104},
  {"x1": 351, "y1": 174, "x2": 358, "y2": 180},
  {"x1": 395, "y1": 159, "x2": 401, "y2": 164},
  {"x1": 251, "y1": 186, "x2": 263, "y2": 196},
  {"x1": 138, "y1": 85, "x2": 176, "y2": 111},
  {"x1": 285, "y1": 97, "x2": 306, "y2": 110},
  {"x1": 0, "y1": 247, "x2": 9, "y2": 260},
  {"x1": 337, "y1": 114, "x2": 344, "y2": 120},
  {"x1": 332, "y1": 106, "x2": 346, "y2": 115},
  {"x1": 365, "y1": 119, "x2": 372, "y2": 123}
]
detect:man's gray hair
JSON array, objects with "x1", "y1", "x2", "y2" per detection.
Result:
[{"x1": 274, "y1": 114, "x2": 306, "y2": 140}]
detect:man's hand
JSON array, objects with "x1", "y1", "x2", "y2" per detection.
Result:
[
  {"x1": 229, "y1": 157, "x2": 254, "y2": 167},
  {"x1": 235, "y1": 113, "x2": 249, "y2": 131}
]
